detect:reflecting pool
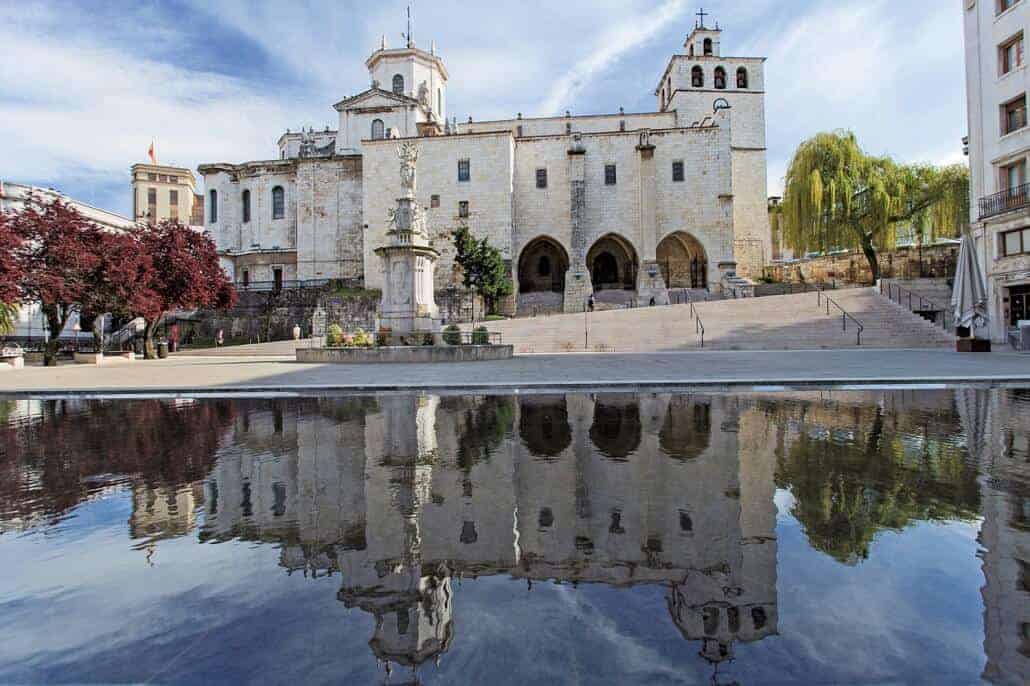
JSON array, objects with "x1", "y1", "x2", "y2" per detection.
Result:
[{"x1": 0, "y1": 389, "x2": 1027, "y2": 685}]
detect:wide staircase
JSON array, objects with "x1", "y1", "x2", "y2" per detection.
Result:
[{"x1": 483, "y1": 287, "x2": 956, "y2": 353}]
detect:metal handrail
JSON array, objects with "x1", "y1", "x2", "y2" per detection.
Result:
[
  {"x1": 816, "y1": 288, "x2": 864, "y2": 346},
  {"x1": 689, "y1": 302, "x2": 705, "y2": 348},
  {"x1": 879, "y1": 280, "x2": 950, "y2": 331}
]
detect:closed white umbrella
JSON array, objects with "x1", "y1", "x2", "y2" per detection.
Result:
[{"x1": 951, "y1": 230, "x2": 989, "y2": 333}]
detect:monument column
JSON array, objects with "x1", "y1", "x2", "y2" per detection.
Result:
[
  {"x1": 635, "y1": 130, "x2": 669, "y2": 305},
  {"x1": 564, "y1": 134, "x2": 590, "y2": 313}
]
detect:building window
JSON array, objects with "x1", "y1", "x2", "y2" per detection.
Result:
[
  {"x1": 392, "y1": 74, "x2": 404, "y2": 95},
  {"x1": 209, "y1": 189, "x2": 217, "y2": 223},
  {"x1": 147, "y1": 187, "x2": 157, "y2": 224},
  {"x1": 147, "y1": 173, "x2": 157, "y2": 181},
  {"x1": 430, "y1": 194, "x2": 440, "y2": 208},
  {"x1": 272, "y1": 186, "x2": 285, "y2": 219},
  {"x1": 458, "y1": 201, "x2": 469, "y2": 218},
  {"x1": 737, "y1": 67, "x2": 749, "y2": 88},
  {"x1": 714, "y1": 67, "x2": 726, "y2": 89},
  {"x1": 692, "y1": 66, "x2": 704, "y2": 88},
  {"x1": 620, "y1": 120, "x2": 626, "y2": 131},
  {"x1": 242, "y1": 189, "x2": 251, "y2": 223},
  {"x1": 536, "y1": 168, "x2": 548, "y2": 189},
  {"x1": 458, "y1": 159, "x2": 470, "y2": 182},
  {"x1": 169, "y1": 189, "x2": 179, "y2": 221},
  {"x1": 516, "y1": 125, "x2": 524, "y2": 137},
  {"x1": 672, "y1": 161, "x2": 685, "y2": 182},
  {"x1": 371, "y1": 118, "x2": 385, "y2": 140},
  {"x1": 605, "y1": 164, "x2": 617, "y2": 186},
  {"x1": 703, "y1": 38, "x2": 713, "y2": 55},
  {"x1": 566, "y1": 122, "x2": 572, "y2": 134},
  {"x1": 998, "y1": 0, "x2": 1021, "y2": 15},
  {"x1": 241, "y1": 269, "x2": 249, "y2": 287},
  {"x1": 1003, "y1": 94, "x2": 1027, "y2": 134},
  {"x1": 1002, "y1": 227, "x2": 1030, "y2": 256},
  {"x1": 1001, "y1": 34, "x2": 1025, "y2": 75},
  {"x1": 437, "y1": 88, "x2": 442, "y2": 114},
  {"x1": 1003, "y1": 159, "x2": 1027, "y2": 190}
]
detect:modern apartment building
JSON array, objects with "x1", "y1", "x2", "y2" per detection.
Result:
[{"x1": 964, "y1": 0, "x2": 1030, "y2": 342}]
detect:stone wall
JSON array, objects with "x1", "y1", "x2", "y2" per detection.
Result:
[
  {"x1": 764, "y1": 244, "x2": 959, "y2": 285},
  {"x1": 295, "y1": 156, "x2": 364, "y2": 280}
]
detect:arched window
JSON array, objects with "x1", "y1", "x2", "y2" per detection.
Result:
[
  {"x1": 737, "y1": 67, "x2": 749, "y2": 89},
  {"x1": 241, "y1": 189, "x2": 250, "y2": 223},
  {"x1": 689, "y1": 44, "x2": 694, "y2": 57},
  {"x1": 714, "y1": 67, "x2": 726, "y2": 90},
  {"x1": 691, "y1": 66, "x2": 704, "y2": 88},
  {"x1": 209, "y1": 189, "x2": 217, "y2": 223},
  {"x1": 371, "y1": 118, "x2": 385, "y2": 140},
  {"x1": 392, "y1": 74, "x2": 404, "y2": 95},
  {"x1": 272, "y1": 186, "x2": 285, "y2": 220},
  {"x1": 703, "y1": 38, "x2": 713, "y2": 55}
]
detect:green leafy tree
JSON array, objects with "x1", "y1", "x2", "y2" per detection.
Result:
[
  {"x1": 781, "y1": 131, "x2": 969, "y2": 283},
  {"x1": 452, "y1": 225, "x2": 512, "y2": 316}
]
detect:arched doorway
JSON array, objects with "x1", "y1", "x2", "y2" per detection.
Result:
[
  {"x1": 518, "y1": 237, "x2": 568, "y2": 293},
  {"x1": 657, "y1": 232, "x2": 708, "y2": 289},
  {"x1": 587, "y1": 234, "x2": 638, "y2": 291}
]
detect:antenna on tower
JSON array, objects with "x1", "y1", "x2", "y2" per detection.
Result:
[{"x1": 402, "y1": 5, "x2": 414, "y2": 48}]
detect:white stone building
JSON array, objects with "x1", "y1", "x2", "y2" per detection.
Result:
[
  {"x1": 963, "y1": 0, "x2": 1030, "y2": 342},
  {"x1": 200, "y1": 20, "x2": 771, "y2": 312}
]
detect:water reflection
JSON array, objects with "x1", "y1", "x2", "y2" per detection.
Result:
[{"x1": 0, "y1": 389, "x2": 1027, "y2": 684}]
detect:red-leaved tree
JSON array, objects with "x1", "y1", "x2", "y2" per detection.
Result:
[
  {"x1": 79, "y1": 231, "x2": 159, "y2": 351},
  {"x1": 10, "y1": 197, "x2": 105, "y2": 364},
  {"x1": 0, "y1": 212, "x2": 25, "y2": 336},
  {"x1": 135, "y1": 220, "x2": 236, "y2": 358}
]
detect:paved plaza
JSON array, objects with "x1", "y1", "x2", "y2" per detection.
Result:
[{"x1": 1, "y1": 349, "x2": 1028, "y2": 395}]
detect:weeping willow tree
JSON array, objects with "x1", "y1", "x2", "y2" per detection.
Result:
[
  {"x1": 0, "y1": 303, "x2": 16, "y2": 336},
  {"x1": 781, "y1": 131, "x2": 969, "y2": 283}
]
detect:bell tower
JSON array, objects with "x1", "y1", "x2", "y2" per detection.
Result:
[{"x1": 654, "y1": 10, "x2": 772, "y2": 280}]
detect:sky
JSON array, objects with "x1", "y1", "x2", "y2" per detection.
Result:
[{"x1": 0, "y1": 0, "x2": 968, "y2": 218}]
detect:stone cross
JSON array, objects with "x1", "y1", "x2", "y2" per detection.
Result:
[{"x1": 696, "y1": 7, "x2": 707, "y2": 28}]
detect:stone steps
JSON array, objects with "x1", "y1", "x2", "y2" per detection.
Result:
[{"x1": 480, "y1": 287, "x2": 956, "y2": 353}]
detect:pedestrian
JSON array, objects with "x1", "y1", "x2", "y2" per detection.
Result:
[
  {"x1": 216, "y1": 329, "x2": 224, "y2": 347},
  {"x1": 588, "y1": 294, "x2": 595, "y2": 312}
]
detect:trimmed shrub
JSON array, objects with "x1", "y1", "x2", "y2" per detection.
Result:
[
  {"x1": 327, "y1": 324, "x2": 344, "y2": 347},
  {"x1": 484, "y1": 314, "x2": 506, "y2": 322},
  {"x1": 442, "y1": 324, "x2": 462, "y2": 345},
  {"x1": 421, "y1": 333, "x2": 434, "y2": 346},
  {"x1": 472, "y1": 326, "x2": 490, "y2": 345},
  {"x1": 352, "y1": 328, "x2": 373, "y2": 347}
]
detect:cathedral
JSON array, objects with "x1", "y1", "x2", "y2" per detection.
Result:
[{"x1": 199, "y1": 15, "x2": 771, "y2": 314}]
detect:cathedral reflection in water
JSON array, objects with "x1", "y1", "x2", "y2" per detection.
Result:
[{"x1": 198, "y1": 393, "x2": 779, "y2": 672}]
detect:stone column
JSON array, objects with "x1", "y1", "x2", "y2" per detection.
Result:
[
  {"x1": 564, "y1": 136, "x2": 590, "y2": 313},
  {"x1": 635, "y1": 132, "x2": 669, "y2": 306}
]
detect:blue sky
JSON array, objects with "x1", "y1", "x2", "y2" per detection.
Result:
[{"x1": 0, "y1": 0, "x2": 967, "y2": 218}]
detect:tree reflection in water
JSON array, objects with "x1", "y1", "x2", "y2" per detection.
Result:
[{"x1": 0, "y1": 389, "x2": 1026, "y2": 685}]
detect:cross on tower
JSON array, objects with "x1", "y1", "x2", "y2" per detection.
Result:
[{"x1": 696, "y1": 7, "x2": 707, "y2": 29}]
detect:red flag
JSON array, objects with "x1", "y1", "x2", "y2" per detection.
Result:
[{"x1": 148, "y1": 141, "x2": 156, "y2": 164}]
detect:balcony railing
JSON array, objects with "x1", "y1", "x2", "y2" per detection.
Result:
[{"x1": 978, "y1": 183, "x2": 1030, "y2": 220}]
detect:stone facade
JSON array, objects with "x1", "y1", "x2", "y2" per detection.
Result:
[{"x1": 200, "y1": 20, "x2": 770, "y2": 314}]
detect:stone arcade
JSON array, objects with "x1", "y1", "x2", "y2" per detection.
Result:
[{"x1": 200, "y1": 15, "x2": 771, "y2": 314}]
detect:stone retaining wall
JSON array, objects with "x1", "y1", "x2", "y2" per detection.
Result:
[
  {"x1": 296, "y1": 345, "x2": 514, "y2": 364},
  {"x1": 765, "y1": 244, "x2": 958, "y2": 285}
]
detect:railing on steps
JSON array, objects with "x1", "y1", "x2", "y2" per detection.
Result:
[
  {"x1": 689, "y1": 301, "x2": 705, "y2": 348},
  {"x1": 879, "y1": 280, "x2": 951, "y2": 332},
  {"x1": 815, "y1": 287, "x2": 864, "y2": 346}
]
